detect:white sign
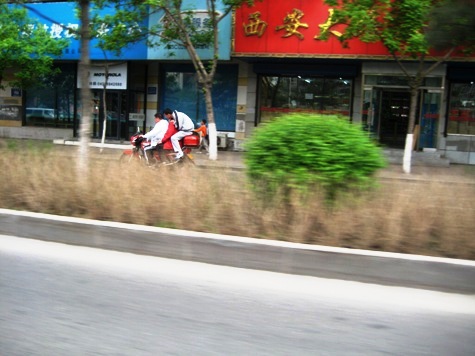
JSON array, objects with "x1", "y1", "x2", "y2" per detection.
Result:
[
  {"x1": 129, "y1": 113, "x2": 145, "y2": 121},
  {"x1": 77, "y1": 63, "x2": 128, "y2": 90}
]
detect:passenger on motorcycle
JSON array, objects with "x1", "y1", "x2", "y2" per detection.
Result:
[
  {"x1": 157, "y1": 115, "x2": 178, "y2": 162},
  {"x1": 163, "y1": 108, "x2": 194, "y2": 161},
  {"x1": 141, "y1": 112, "x2": 168, "y2": 164}
]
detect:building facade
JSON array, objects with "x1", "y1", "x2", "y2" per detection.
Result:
[
  {"x1": 1, "y1": 0, "x2": 474, "y2": 164},
  {"x1": 233, "y1": 0, "x2": 475, "y2": 164},
  {"x1": 0, "y1": 0, "x2": 238, "y2": 146}
]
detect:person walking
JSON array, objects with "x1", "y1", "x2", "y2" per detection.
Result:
[
  {"x1": 163, "y1": 108, "x2": 195, "y2": 160},
  {"x1": 142, "y1": 112, "x2": 168, "y2": 164},
  {"x1": 194, "y1": 119, "x2": 209, "y2": 153}
]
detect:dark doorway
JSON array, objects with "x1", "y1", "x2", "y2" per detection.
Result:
[
  {"x1": 93, "y1": 90, "x2": 128, "y2": 140},
  {"x1": 379, "y1": 91, "x2": 410, "y2": 148}
]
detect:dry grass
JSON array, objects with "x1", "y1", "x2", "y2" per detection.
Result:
[{"x1": 1, "y1": 142, "x2": 474, "y2": 260}]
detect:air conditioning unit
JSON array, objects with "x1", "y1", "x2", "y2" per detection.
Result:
[{"x1": 216, "y1": 133, "x2": 228, "y2": 149}]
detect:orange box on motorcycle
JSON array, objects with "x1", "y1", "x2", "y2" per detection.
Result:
[{"x1": 182, "y1": 132, "x2": 200, "y2": 148}]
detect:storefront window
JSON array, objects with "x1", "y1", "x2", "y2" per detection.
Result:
[
  {"x1": 162, "y1": 65, "x2": 238, "y2": 131},
  {"x1": 25, "y1": 63, "x2": 76, "y2": 128},
  {"x1": 164, "y1": 72, "x2": 199, "y2": 117},
  {"x1": 447, "y1": 82, "x2": 475, "y2": 135},
  {"x1": 258, "y1": 76, "x2": 352, "y2": 122}
]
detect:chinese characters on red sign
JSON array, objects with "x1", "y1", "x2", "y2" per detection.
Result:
[{"x1": 235, "y1": 0, "x2": 389, "y2": 57}]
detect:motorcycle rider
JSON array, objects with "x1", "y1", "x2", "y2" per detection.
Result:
[
  {"x1": 157, "y1": 115, "x2": 178, "y2": 161},
  {"x1": 142, "y1": 112, "x2": 168, "y2": 164},
  {"x1": 163, "y1": 108, "x2": 195, "y2": 161}
]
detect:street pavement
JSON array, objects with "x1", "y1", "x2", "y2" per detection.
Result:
[{"x1": 2, "y1": 235, "x2": 474, "y2": 355}]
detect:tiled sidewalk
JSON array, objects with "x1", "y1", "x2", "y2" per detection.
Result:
[{"x1": 56, "y1": 143, "x2": 475, "y2": 184}]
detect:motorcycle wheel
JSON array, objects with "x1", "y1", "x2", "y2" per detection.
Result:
[
  {"x1": 119, "y1": 153, "x2": 142, "y2": 165},
  {"x1": 182, "y1": 153, "x2": 195, "y2": 165}
]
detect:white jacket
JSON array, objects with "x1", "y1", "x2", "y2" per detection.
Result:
[
  {"x1": 143, "y1": 119, "x2": 168, "y2": 146},
  {"x1": 173, "y1": 111, "x2": 195, "y2": 132}
]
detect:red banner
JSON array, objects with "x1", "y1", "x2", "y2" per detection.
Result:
[{"x1": 233, "y1": 0, "x2": 472, "y2": 59}]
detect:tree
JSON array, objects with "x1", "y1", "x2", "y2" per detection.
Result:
[
  {"x1": 245, "y1": 114, "x2": 386, "y2": 202},
  {"x1": 77, "y1": 0, "x2": 93, "y2": 176},
  {"x1": 0, "y1": 1, "x2": 67, "y2": 89},
  {"x1": 92, "y1": 0, "x2": 256, "y2": 160},
  {"x1": 426, "y1": 0, "x2": 475, "y2": 53},
  {"x1": 6, "y1": 1, "x2": 93, "y2": 176},
  {"x1": 321, "y1": 0, "x2": 474, "y2": 173}
]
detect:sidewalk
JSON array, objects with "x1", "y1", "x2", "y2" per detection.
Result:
[
  {"x1": 57, "y1": 141, "x2": 475, "y2": 185},
  {"x1": 375, "y1": 163, "x2": 475, "y2": 184},
  {"x1": 195, "y1": 151, "x2": 475, "y2": 184}
]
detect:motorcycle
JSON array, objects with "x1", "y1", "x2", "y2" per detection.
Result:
[{"x1": 120, "y1": 130, "x2": 200, "y2": 167}]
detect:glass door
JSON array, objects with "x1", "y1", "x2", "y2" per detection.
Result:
[
  {"x1": 363, "y1": 88, "x2": 412, "y2": 148},
  {"x1": 362, "y1": 88, "x2": 381, "y2": 140},
  {"x1": 418, "y1": 90, "x2": 441, "y2": 149},
  {"x1": 93, "y1": 90, "x2": 127, "y2": 140},
  {"x1": 379, "y1": 91, "x2": 410, "y2": 148}
]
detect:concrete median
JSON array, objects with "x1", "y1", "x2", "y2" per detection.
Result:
[{"x1": 1, "y1": 208, "x2": 474, "y2": 294}]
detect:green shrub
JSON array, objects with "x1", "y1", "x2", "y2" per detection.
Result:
[{"x1": 244, "y1": 114, "x2": 386, "y2": 200}]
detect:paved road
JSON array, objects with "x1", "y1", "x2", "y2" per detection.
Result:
[{"x1": 1, "y1": 235, "x2": 475, "y2": 356}]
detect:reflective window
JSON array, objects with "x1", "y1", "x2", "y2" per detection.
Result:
[
  {"x1": 162, "y1": 65, "x2": 238, "y2": 131},
  {"x1": 25, "y1": 63, "x2": 76, "y2": 128},
  {"x1": 258, "y1": 76, "x2": 352, "y2": 123},
  {"x1": 447, "y1": 82, "x2": 475, "y2": 135}
]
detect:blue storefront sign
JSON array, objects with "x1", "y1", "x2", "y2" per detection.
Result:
[
  {"x1": 15, "y1": 1, "x2": 230, "y2": 61},
  {"x1": 20, "y1": 2, "x2": 148, "y2": 60}
]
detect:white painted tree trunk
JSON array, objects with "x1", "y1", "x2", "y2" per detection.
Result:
[
  {"x1": 202, "y1": 82, "x2": 218, "y2": 161},
  {"x1": 207, "y1": 122, "x2": 218, "y2": 161},
  {"x1": 403, "y1": 133, "x2": 413, "y2": 174},
  {"x1": 100, "y1": 64, "x2": 109, "y2": 153}
]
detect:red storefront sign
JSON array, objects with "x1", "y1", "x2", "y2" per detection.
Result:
[
  {"x1": 233, "y1": 0, "x2": 472, "y2": 59},
  {"x1": 234, "y1": 0, "x2": 389, "y2": 57}
]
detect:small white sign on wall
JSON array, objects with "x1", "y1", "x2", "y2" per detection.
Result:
[{"x1": 77, "y1": 63, "x2": 128, "y2": 90}]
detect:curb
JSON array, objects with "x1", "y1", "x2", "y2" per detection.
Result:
[
  {"x1": 54, "y1": 139, "x2": 129, "y2": 150},
  {"x1": 1, "y1": 209, "x2": 474, "y2": 295}
]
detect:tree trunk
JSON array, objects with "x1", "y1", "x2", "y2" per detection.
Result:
[
  {"x1": 203, "y1": 82, "x2": 218, "y2": 160},
  {"x1": 78, "y1": 0, "x2": 92, "y2": 176},
  {"x1": 100, "y1": 64, "x2": 109, "y2": 153},
  {"x1": 403, "y1": 85, "x2": 420, "y2": 174}
]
